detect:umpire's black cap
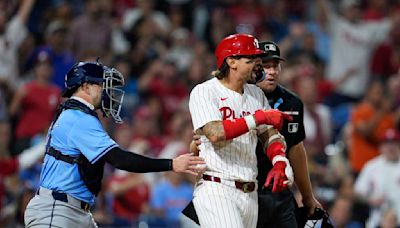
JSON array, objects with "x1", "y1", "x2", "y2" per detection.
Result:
[{"x1": 259, "y1": 41, "x2": 286, "y2": 62}]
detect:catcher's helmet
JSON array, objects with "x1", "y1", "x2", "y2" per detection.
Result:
[
  {"x1": 215, "y1": 34, "x2": 266, "y2": 69},
  {"x1": 62, "y1": 61, "x2": 105, "y2": 98},
  {"x1": 62, "y1": 61, "x2": 125, "y2": 123}
]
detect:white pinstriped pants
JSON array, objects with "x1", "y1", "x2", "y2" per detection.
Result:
[{"x1": 193, "y1": 181, "x2": 258, "y2": 228}]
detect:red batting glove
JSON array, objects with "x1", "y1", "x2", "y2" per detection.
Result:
[
  {"x1": 253, "y1": 110, "x2": 293, "y2": 130},
  {"x1": 264, "y1": 142, "x2": 294, "y2": 193},
  {"x1": 264, "y1": 161, "x2": 289, "y2": 193}
]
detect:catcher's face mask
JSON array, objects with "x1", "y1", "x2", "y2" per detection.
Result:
[{"x1": 101, "y1": 67, "x2": 125, "y2": 123}]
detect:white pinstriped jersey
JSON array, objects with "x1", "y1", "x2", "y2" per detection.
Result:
[{"x1": 189, "y1": 77, "x2": 270, "y2": 182}]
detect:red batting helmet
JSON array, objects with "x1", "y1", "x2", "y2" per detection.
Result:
[{"x1": 215, "y1": 34, "x2": 266, "y2": 69}]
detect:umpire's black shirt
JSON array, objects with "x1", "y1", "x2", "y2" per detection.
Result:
[{"x1": 256, "y1": 85, "x2": 305, "y2": 190}]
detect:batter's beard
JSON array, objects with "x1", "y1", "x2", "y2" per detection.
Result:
[
  {"x1": 247, "y1": 75, "x2": 257, "y2": 84},
  {"x1": 248, "y1": 70, "x2": 259, "y2": 84}
]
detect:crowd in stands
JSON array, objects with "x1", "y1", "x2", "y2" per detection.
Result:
[{"x1": 1, "y1": 0, "x2": 400, "y2": 227}]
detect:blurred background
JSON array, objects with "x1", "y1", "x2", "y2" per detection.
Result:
[{"x1": 0, "y1": 0, "x2": 400, "y2": 227}]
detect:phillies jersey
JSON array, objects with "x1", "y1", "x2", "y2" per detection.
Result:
[{"x1": 189, "y1": 77, "x2": 270, "y2": 182}]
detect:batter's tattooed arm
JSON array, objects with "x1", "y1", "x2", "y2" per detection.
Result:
[
  {"x1": 202, "y1": 121, "x2": 226, "y2": 143},
  {"x1": 259, "y1": 128, "x2": 285, "y2": 151}
]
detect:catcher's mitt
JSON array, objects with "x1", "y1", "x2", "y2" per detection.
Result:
[{"x1": 295, "y1": 206, "x2": 334, "y2": 228}]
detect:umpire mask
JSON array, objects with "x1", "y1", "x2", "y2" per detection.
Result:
[{"x1": 101, "y1": 67, "x2": 125, "y2": 123}]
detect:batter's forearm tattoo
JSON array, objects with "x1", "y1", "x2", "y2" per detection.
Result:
[
  {"x1": 260, "y1": 128, "x2": 285, "y2": 151},
  {"x1": 203, "y1": 121, "x2": 226, "y2": 142}
]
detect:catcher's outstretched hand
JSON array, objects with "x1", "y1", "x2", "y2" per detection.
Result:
[
  {"x1": 173, "y1": 153, "x2": 206, "y2": 175},
  {"x1": 190, "y1": 132, "x2": 201, "y2": 156}
]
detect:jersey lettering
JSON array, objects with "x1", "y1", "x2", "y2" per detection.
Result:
[{"x1": 220, "y1": 106, "x2": 251, "y2": 120}]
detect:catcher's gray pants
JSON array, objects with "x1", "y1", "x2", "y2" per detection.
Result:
[{"x1": 24, "y1": 187, "x2": 97, "y2": 228}]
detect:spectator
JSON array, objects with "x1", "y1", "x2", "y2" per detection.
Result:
[
  {"x1": 263, "y1": 1, "x2": 291, "y2": 43},
  {"x1": 370, "y1": 20, "x2": 400, "y2": 81},
  {"x1": 316, "y1": 0, "x2": 395, "y2": 106},
  {"x1": 108, "y1": 170, "x2": 150, "y2": 227},
  {"x1": 379, "y1": 208, "x2": 398, "y2": 228},
  {"x1": 125, "y1": 15, "x2": 168, "y2": 76},
  {"x1": 363, "y1": 0, "x2": 390, "y2": 21},
  {"x1": 9, "y1": 49, "x2": 61, "y2": 154},
  {"x1": 0, "y1": 120, "x2": 45, "y2": 222},
  {"x1": 306, "y1": 6, "x2": 331, "y2": 64},
  {"x1": 138, "y1": 59, "x2": 189, "y2": 130},
  {"x1": 354, "y1": 128, "x2": 400, "y2": 228},
  {"x1": 113, "y1": 56, "x2": 139, "y2": 121},
  {"x1": 0, "y1": 0, "x2": 35, "y2": 87},
  {"x1": 158, "y1": 110, "x2": 192, "y2": 158},
  {"x1": 28, "y1": 20, "x2": 75, "y2": 89},
  {"x1": 226, "y1": 0, "x2": 265, "y2": 35},
  {"x1": 296, "y1": 75, "x2": 333, "y2": 178},
  {"x1": 319, "y1": 196, "x2": 363, "y2": 228},
  {"x1": 131, "y1": 104, "x2": 166, "y2": 157},
  {"x1": 348, "y1": 80, "x2": 399, "y2": 175},
  {"x1": 208, "y1": 7, "x2": 236, "y2": 50},
  {"x1": 68, "y1": 0, "x2": 112, "y2": 60},
  {"x1": 147, "y1": 171, "x2": 194, "y2": 228},
  {"x1": 52, "y1": 0, "x2": 76, "y2": 27},
  {"x1": 122, "y1": 0, "x2": 171, "y2": 38},
  {"x1": 184, "y1": 40, "x2": 214, "y2": 90},
  {"x1": 387, "y1": 71, "x2": 400, "y2": 108},
  {"x1": 106, "y1": 124, "x2": 151, "y2": 227},
  {"x1": 0, "y1": 89, "x2": 8, "y2": 121},
  {"x1": 165, "y1": 28, "x2": 194, "y2": 73}
]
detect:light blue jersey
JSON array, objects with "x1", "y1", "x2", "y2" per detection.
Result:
[{"x1": 40, "y1": 107, "x2": 117, "y2": 205}]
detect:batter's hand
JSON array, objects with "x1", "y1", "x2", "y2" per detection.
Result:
[
  {"x1": 173, "y1": 153, "x2": 206, "y2": 176},
  {"x1": 264, "y1": 160, "x2": 294, "y2": 193},
  {"x1": 254, "y1": 109, "x2": 293, "y2": 130},
  {"x1": 190, "y1": 132, "x2": 201, "y2": 156}
]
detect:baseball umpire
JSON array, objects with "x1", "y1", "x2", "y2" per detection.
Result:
[
  {"x1": 255, "y1": 41, "x2": 322, "y2": 228},
  {"x1": 24, "y1": 61, "x2": 205, "y2": 227}
]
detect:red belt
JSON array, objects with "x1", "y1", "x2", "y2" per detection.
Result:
[{"x1": 202, "y1": 174, "x2": 256, "y2": 193}]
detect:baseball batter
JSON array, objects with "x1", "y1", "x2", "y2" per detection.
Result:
[{"x1": 189, "y1": 34, "x2": 293, "y2": 228}]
